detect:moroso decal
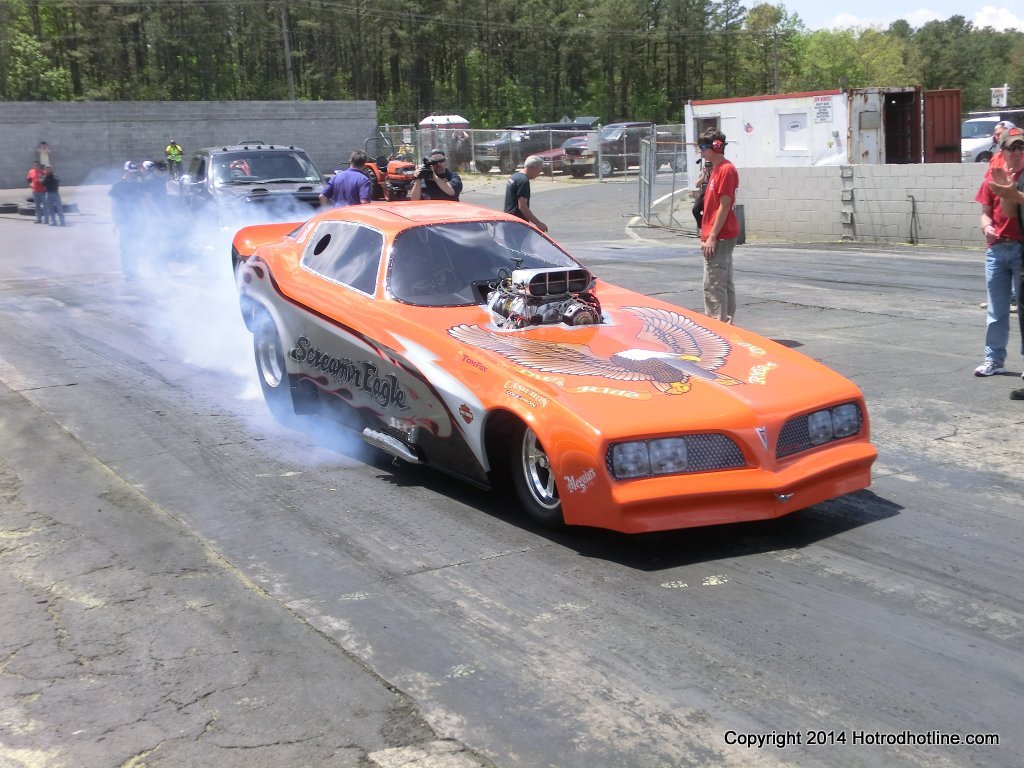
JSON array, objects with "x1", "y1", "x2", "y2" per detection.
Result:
[
  {"x1": 448, "y1": 306, "x2": 743, "y2": 395},
  {"x1": 290, "y1": 336, "x2": 408, "y2": 409},
  {"x1": 564, "y1": 468, "x2": 597, "y2": 493}
]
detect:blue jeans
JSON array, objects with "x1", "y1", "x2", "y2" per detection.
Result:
[
  {"x1": 45, "y1": 191, "x2": 64, "y2": 225},
  {"x1": 32, "y1": 191, "x2": 45, "y2": 222},
  {"x1": 984, "y1": 240, "x2": 1024, "y2": 366}
]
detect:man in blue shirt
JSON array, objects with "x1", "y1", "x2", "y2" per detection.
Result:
[{"x1": 319, "y1": 150, "x2": 372, "y2": 208}]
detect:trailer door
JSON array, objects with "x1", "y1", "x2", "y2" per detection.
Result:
[{"x1": 924, "y1": 89, "x2": 962, "y2": 163}]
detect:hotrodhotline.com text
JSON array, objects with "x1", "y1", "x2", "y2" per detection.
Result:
[{"x1": 724, "y1": 730, "x2": 1001, "y2": 749}]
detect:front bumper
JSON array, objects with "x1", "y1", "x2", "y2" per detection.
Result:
[{"x1": 561, "y1": 442, "x2": 878, "y2": 533}]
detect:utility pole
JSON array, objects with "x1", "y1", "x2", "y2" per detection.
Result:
[
  {"x1": 771, "y1": 31, "x2": 779, "y2": 94},
  {"x1": 280, "y1": 2, "x2": 296, "y2": 100}
]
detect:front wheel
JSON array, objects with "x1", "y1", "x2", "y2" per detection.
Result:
[
  {"x1": 598, "y1": 158, "x2": 614, "y2": 177},
  {"x1": 976, "y1": 151, "x2": 993, "y2": 163},
  {"x1": 253, "y1": 313, "x2": 294, "y2": 422},
  {"x1": 475, "y1": 161, "x2": 493, "y2": 174},
  {"x1": 511, "y1": 424, "x2": 564, "y2": 528},
  {"x1": 498, "y1": 154, "x2": 516, "y2": 175}
]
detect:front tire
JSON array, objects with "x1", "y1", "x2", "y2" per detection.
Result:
[
  {"x1": 511, "y1": 424, "x2": 564, "y2": 528},
  {"x1": 253, "y1": 313, "x2": 294, "y2": 422},
  {"x1": 475, "y1": 161, "x2": 493, "y2": 174},
  {"x1": 598, "y1": 158, "x2": 614, "y2": 177},
  {"x1": 498, "y1": 154, "x2": 516, "y2": 175}
]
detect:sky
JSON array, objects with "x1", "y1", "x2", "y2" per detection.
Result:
[{"x1": 782, "y1": 2, "x2": 1024, "y2": 32}]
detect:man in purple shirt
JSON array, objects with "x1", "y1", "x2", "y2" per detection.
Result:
[{"x1": 319, "y1": 150, "x2": 372, "y2": 207}]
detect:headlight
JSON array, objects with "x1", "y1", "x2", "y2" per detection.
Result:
[
  {"x1": 777, "y1": 402, "x2": 864, "y2": 458},
  {"x1": 649, "y1": 438, "x2": 688, "y2": 475},
  {"x1": 807, "y1": 410, "x2": 835, "y2": 445},
  {"x1": 610, "y1": 442, "x2": 650, "y2": 479},
  {"x1": 831, "y1": 403, "x2": 861, "y2": 438},
  {"x1": 608, "y1": 434, "x2": 745, "y2": 480},
  {"x1": 801, "y1": 403, "x2": 863, "y2": 447}
]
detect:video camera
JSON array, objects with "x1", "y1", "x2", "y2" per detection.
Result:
[{"x1": 415, "y1": 157, "x2": 442, "y2": 180}]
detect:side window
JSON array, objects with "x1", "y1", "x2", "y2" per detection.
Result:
[
  {"x1": 190, "y1": 156, "x2": 206, "y2": 180},
  {"x1": 301, "y1": 221, "x2": 383, "y2": 296}
]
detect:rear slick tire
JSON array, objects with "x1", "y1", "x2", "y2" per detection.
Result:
[{"x1": 253, "y1": 313, "x2": 294, "y2": 422}]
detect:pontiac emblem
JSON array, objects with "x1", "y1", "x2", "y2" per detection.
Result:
[
  {"x1": 755, "y1": 426, "x2": 769, "y2": 451},
  {"x1": 459, "y1": 403, "x2": 474, "y2": 424}
]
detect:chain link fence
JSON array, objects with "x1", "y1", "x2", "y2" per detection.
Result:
[{"x1": 373, "y1": 122, "x2": 691, "y2": 183}]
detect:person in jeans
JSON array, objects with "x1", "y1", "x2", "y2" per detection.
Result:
[
  {"x1": 42, "y1": 166, "x2": 65, "y2": 226},
  {"x1": 26, "y1": 161, "x2": 46, "y2": 223},
  {"x1": 973, "y1": 127, "x2": 1024, "y2": 377}
]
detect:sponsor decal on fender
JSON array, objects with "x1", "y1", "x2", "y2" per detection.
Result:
[
  {"x1": 503, "y1": 380, "x2": 548, "y2": 408},
  {"x1": 460, "y1": 353, "x2": 488, "y2": 372},
  {"x1": 564, "y1": 467, "x2": 597, "y2": 494},
  {"x1": 459, "y1": 403, "x2": 474, "y2": 424},
  {"x1": 290, "y1": 336, "x2": 408, "y2": 409}
]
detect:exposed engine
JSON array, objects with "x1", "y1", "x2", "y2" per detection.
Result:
[{"x1": 486, "y1": 267, "x2": 602, "y2": 329}]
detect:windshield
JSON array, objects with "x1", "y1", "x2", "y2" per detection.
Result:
[
  {"x1": 212, "y1": 150, "x2": 322, "y2": 185},
  {"x1": 961, "y1": 120, "x2": 999, "y2": 140},
  {"x1": 389, "y1": 221, "x2": 582, "y2": 307},
  {"x1": 600, "y1": 125, "x2": 625, "y2": 141}
]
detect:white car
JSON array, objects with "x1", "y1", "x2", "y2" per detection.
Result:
[{"x1": 961, "y1": 117, "x2": 1001, "y2": 163}]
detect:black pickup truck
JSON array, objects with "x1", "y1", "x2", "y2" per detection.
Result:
[{"x1": 474, "y1": 121, "x2": 596, "y2": 174}]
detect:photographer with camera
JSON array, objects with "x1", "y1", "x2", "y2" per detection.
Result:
[{"x1": 410, "y1": 149, "x2": 462, "y2": 201}]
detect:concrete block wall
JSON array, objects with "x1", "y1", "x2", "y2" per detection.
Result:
[
  {"x1": 740, "y1": 163, "x2": 991, "y2": 248},
  {"x1": 0, "y1": 101, "x2": 377, "y2": 187}
]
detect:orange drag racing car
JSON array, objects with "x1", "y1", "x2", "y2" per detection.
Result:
[{"x1": 232, "y1": 201, "x2": 877, "y2": 533}]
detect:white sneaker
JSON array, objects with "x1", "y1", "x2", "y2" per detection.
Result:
[{"x1": 975, "y1": 360, "x2": 1006, "y2": 377}]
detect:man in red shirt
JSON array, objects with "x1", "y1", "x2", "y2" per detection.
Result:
[
  {"x1": 698, "y1": 128, "x2": 740, "y2": 323},
  {"x1": 973, "y1": 126, "x2": 1024, "y2": 377},
  {"x1": 26, "y1": 161, "x2": 46, "y2": 224}
]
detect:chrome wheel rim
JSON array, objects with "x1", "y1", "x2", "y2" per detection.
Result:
[
  {"x1": 256, "y1": 325, "x2": 284, "y2": 388},
  {"x1": 521, "y1": 428, "x2": 559, "y2": 509}
]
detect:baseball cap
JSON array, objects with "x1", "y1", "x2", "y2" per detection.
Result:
[
  {"x1": 124, "y1": 160, "x2": 139, "y2": 171},
  {"x1": 999, "y1": 126, "x2": 1024, "y2": 149}
]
